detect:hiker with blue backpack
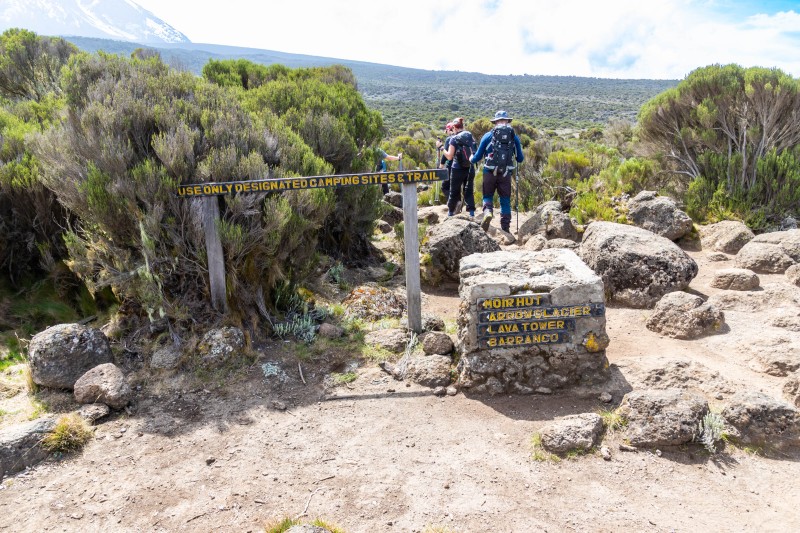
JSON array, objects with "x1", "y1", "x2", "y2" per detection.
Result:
[
  {"x1": 470, "y1": 110, "x2": 524, "y2": 232},
  {"x1": 443, "y1": 117, "x2": 477, "y2": 217}
]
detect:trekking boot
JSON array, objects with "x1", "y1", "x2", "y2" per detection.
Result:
[
  {"x1": 481, "y1": 208, "x2": 493, "y2": 231},
  {"x1": 500, "y1": 214, "x2": 512, "y2": 233}
]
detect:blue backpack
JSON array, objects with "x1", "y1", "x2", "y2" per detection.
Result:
[{"x1": 485, "y1": 125, "x2": 516, "y2": 176}]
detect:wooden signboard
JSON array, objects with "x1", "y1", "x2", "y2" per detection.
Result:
[
  {"x1": 476, "y1": 293, "x2": 605, "y2": 349},
  {"x1": 180, "y1": 168, "x2": 447, "y2": 333}
]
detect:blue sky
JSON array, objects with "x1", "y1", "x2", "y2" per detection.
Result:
[{"x1": 132, "y1": 0, "x2": 800, "y2": 79}]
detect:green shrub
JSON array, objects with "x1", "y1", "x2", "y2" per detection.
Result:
[{"x1": 35, "y1": 53, "x2": 359, "y2": 330}]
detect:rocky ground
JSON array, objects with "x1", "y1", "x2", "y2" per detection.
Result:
[{"x1": 2, "y1": 220, "x2": 800, "y2": 532}]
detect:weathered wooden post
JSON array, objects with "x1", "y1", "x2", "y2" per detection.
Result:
[
  {"x1": 201, "y1": 196, "x2": 228, "y2": 313},
  {"x1": 399, "y1": 159, "x2": 422, "y2": 333}
]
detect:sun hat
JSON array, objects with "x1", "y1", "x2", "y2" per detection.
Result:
[{"x1": 490, "y1": 110, "x2": 513, "y2": 122}]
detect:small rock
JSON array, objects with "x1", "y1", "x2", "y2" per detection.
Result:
[
  {"x1": 599, "y1": 392, "x2": 613, "y2": 403},
  {"x1": 271, "y1": 400, "x2": 287, "y2": 411},
  {"x1": 619, "y1": 444, "x2": 638, "y2": 452},
  {"x1": 535, "y1": 387, "x2": 553, "y2": 395},
  {"x1": 317, "y1": 323, "x2": 344, "y2": 339},
  {"x1": 706, "y1": 252, "x2": 730, "y2": 262},
  {"x1": 600, "y1": 446, "x2": 612, "y2": 460},
  {"x1": 78, "y1": 403, "x2": 110, "y2": 424},
  {"x1": 446, "y1": 386, "x2": 458, "y2": 396},
  {"x1": 206, "y1": 457, "x2": 216, "y2": 465},
  {"x1": 655, "y1": 449, "x2": 662, "y2": 457},
  {"x1": 420, "y1": 331, "x2": 454, "y2": 355},
  {"x1": 433, "y1": 386, "x2": 447, "y2": 397}
]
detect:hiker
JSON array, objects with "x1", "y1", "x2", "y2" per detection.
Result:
[
  {"x1": 470, "y1": 110, "x2": 524, "y2": 232},
  {"x1": 436, "y1": 122, "x2": 455, "y2": 201},
  {"x1": 376, "y1": 149, "x2": 402, "y2": 194},
  {"x1": 443, "y1": 117, "x2": 477, "y2": 217}
]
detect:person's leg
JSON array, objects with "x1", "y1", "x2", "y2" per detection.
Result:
[
  {"x1": 481, "y1": 170, "x2": 496, "y2": 230},
  {"x1": 447, "y1": 167, "x2": 467, "y2": 215},
  {"x1": 497, "y1": 174, "x2": 513, "y2": 232},
  {"x1": 464, "y1": 165, "x2": 476, "y2": 215}
]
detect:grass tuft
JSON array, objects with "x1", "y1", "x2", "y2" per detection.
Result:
[
  {"x1": 599, "y1": 408, "x2": 627, "y2": 433},
  {"x1": 40, "y1": 413, "x2": 93, "y2": 453},
  {"x1": 264, "y1": 517, "x2": 346, "y2": 533}
]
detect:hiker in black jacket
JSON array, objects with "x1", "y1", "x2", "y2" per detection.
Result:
[{"x1": 443, "y1": 117, "x2": 477, "y2": 217}]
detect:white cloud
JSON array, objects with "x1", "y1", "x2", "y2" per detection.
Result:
[{"x1": 131, "y1": 0, "x2": 800, "y2": 79}]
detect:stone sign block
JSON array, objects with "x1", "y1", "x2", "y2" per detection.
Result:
[{"x1": 456, "y1": 249, "x2": 609, "y2": 394}]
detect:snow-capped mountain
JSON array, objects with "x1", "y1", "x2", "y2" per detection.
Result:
[{"x1": 0, "y1": 0, "x2": 189, "y2": 44}]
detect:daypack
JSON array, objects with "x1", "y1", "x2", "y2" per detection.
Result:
[
  {"x1": 451, "y1": 130, "x2": 474, "y2": 168},
  {"x1": 485, "y1": 125, "x2": 516, "y2": 175}
]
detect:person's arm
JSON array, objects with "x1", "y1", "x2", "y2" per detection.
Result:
[
  {"x1": 514, "y1": 135, "x2": 524, "y2": 163},
  {"x1": 385, "y1": 153, "x2": 402, "y2": 162},
  {"x1": 445, "y1": 143, "x2": 455, "y2": 161},
  {"x1": 470, "y1": 132, "x2": 492, "y2": 164}
]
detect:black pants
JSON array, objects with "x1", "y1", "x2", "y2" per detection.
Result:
[{"x1": 447, "y1": 166, "x2": 475, "y2": 213}]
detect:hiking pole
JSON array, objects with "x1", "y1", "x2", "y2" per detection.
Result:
[
  {"x1": 432, "y1": 145, "x2": 440, "y2": 205},
  {"x1": 515, "y1": 163, "x2": 520, "y2": 233}
]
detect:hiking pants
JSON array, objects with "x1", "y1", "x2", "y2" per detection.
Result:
[{"x1": 448, "y1": 166, "x2": 475, "y2": 213}]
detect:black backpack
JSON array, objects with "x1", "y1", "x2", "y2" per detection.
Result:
[
  {"x1": 451, "y1": 131, "x2": 473, "y2": 168},
  {"x1": 486, "y1": 125, "x2": 516, "y2": 175}
]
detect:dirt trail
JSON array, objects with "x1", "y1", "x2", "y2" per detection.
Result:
[{"x1": 1, "y1": 248, "x2": 800, "y2": 532}]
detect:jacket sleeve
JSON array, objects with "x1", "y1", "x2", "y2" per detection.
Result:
[
  {"x1": 514, "y1": 135, "x2": 524, "y2": 163},
  {"x1": 470, "y1": 132, "x2": 492, "y2": 164}
]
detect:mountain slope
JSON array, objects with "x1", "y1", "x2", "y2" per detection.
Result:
[
  {"x1": 65, "y1": 36, "x2": 678, "y2": 131},
  {"x1": 0, "y1": 0, "x2": 189, "y2": 43}
]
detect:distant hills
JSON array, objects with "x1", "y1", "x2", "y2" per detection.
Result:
[
  {"x1": 63, "y1": 36, "x2": 679, "y2": 132},
  {"x1": 0, "y1": 1, "x2": 678, "y2": 131},
  {"x1": 0, "y1": 0, "x2": 188, "y2": 43}
]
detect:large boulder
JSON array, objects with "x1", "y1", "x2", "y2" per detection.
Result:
[
  {"x1": 618, "y1": 389, "x2": 708, "y2": 447},
  {"x1": 709, "y1": 268, "x2": 759, "y2": 291},
  {"x1": 518, "y1": 201, "x2": 579, "y2": 242},
  {"x1": 539, "y1": 413, "x2": 604, "y2": 454},
  {"x1": 457, "y1": 249, "x2": 609, "y2": 394},
  {"x1": 1, "y1": 416, "x2": 56, "y2": 480},
  {"x1": 646, "y1": 292, "x2": 724, "y2": 339},
  {"x1": 629, "y1": 358, "x2": 734, "y2": 396},
  {"x1": 700, "y1": 220, "x2": 755, "y2": 254},
  {"x1": 73, "y1": 363, "x2": 131, "y2": 409},
  {"x1": 751, "y1": 229, "x2": 800, "y2": 262},
  {"x1": 28, "y1": 323, "x2": 113, "y2": 389},
  {"x1": 421, "y1": 218, "x2": 500, "y2": 281},
  {"x1": 721, "y1": 392, "x2": 800, "y2": 450},
  {"x1": 734, "y1": 242, "x2": 796, "y2": 273},
  {"x1": 579, "y1": 221, "x2": 698, "y2": 308},
  {"x1": 627, "y1": 191, "x2": 693, "y2": 241}
]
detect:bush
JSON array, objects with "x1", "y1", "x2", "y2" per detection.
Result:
[{"x1": 34, "y1": 52, "x2": 336, "y2": 329}]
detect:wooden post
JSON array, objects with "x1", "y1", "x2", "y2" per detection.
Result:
[
  {"x1": 400, "y1": 160, "x2": 422, "y2": 333},
  {"x1": 202, "y1": 196, "x2": 228, "y2": 313}
]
